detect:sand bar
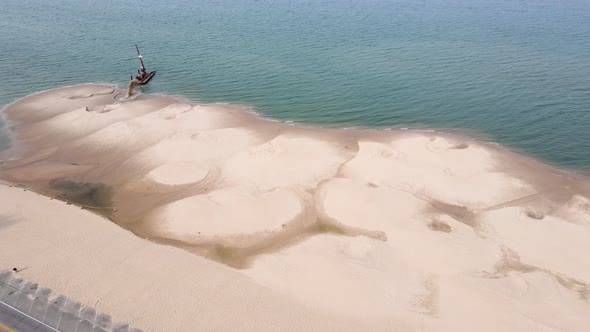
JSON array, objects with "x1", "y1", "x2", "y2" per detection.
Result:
[{"x1": 1, "y1": 84, "x2": 590, "y2": 331}]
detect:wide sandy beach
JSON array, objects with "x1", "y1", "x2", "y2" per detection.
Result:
[{"x1": 1, "y1": 84, "x2": 589, "y2": 331}]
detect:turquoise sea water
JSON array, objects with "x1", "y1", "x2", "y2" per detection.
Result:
[{"x1": 1, "y1": 0, "x2": 589, "y2": 169}]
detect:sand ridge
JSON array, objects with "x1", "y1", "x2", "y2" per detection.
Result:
[{"x1": 1, "y1": 84, "x2": 590, "y2": 331}]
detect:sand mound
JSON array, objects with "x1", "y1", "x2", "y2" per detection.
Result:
[{"x1": 151, "y1": 187, "x2": 303, "y2": 238}]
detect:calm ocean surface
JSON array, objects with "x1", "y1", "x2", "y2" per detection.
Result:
[{"x1": 1, "y1": 0, "x2": 589, "y2": 169}]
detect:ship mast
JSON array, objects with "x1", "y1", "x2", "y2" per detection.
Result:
[{"x1": 135, "y1": 44, "x2": 146, "y2": 71}]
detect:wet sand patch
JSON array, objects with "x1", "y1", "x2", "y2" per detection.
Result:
[
  {"x1": 428, "y1": 219, "x2": 452, "y2": 233},
  {"x1": 48, "y1": 178, "x2": 113, "y2": 215},
  {"x1": 148, "y1": 218, "x2": 387, "y2": 269}
]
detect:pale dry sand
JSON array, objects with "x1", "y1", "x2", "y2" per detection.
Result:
[
  {"x1": 0, "y1": 185, "x2": 389, "y2": 331},
  {"x1": 1, "y1": 84, "x2": 590, "y2": 331}
]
